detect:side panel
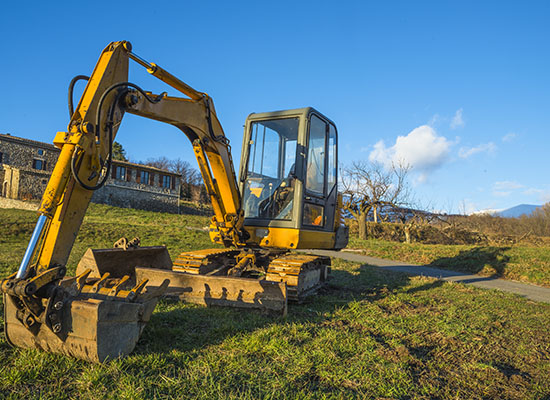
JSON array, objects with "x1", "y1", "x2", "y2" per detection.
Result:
[{"x1": 244, "y1": 226, "x2": 336, "y2": 249}]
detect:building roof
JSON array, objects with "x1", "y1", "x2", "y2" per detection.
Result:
[
  {"x1": 0, "y1": 133, "x2": 180, "y2": 177},
  {"x1": 112, "y1": 159, "x2": 181, "y2": 177},
  {"x1": 0, "y1": 133, "x2": 58, "y2": 151}
]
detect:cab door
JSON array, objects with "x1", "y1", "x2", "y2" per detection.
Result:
[{"x1": 301, "y1": 113, "x2": 338, "y2": 231}]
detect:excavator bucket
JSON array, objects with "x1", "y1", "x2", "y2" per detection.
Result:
[
  {"x1": 2, "y1": 243, "x2": 170, "y2": 363},
  {"x1": 3, "y1": 292, "x2": 160, "y2": 362},
  {"x1": 2, "y1": 269, "x2": 168, "y2": 363}
]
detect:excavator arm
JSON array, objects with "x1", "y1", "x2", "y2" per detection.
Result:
[
  {"x1": 23, "y1": 41, "x2": 246, "y2": 281},
  {"x1": 1, "y1": 41, "x2": 250, "y2": 362}
]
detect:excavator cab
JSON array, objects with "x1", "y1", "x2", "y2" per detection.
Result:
[{"x1": 240, "y1": 108, "x2": 348, "y2": 250}]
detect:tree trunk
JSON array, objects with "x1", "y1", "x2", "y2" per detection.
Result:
[
  {"x1": 358, "y1": 213, "x2": 367, "y2": 240},
  {"x1": 404, "y1": 225, "x2": 411, "y2": 243},
  {"x1": 373, "y1": 205, "x2": 378, "y2": 223}
]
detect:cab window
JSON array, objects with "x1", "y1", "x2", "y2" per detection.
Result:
[
  {"x1": 243, "y1": 118, "x2": 299, "y2": 220},
  {"x1": 305, "y1": 115, "x2": 327, "y2": 195},
  {"x1": 327, "y1": 123, "x2": 337, "y2": 192}
]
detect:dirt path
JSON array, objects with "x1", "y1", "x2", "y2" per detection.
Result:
[{"x1": 302, "y1": 249, "x2": 550, "y2": 304}]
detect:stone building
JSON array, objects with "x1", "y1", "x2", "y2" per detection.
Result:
[
  {"x1": 0, "y1": 133, "x2": 181, "y2": 213},
  {"x1": 0, "y1": 134, "x2": 58, "y2": 200},
  {"x1": 92, "y1": 161, "x2": 181, "y2": 213}
]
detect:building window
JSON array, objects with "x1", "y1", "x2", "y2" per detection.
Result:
[
  {"x1": 115, "y1": 166, "x2": 126, "y2": 180},
  {"x1": 140, "y1": 170, "x2": 150, "y2": 185},
  {"x1": 32, "y1": 159, "x2": 46, "y2": 170},
  {"x1": 37, "y1": 149, "x2": 44, "y2": 155},
  {"x1": 0, "y1": 152, "x2": 3, "y2": 163},
  {"x1": 162, "y1": 175, "x2": 171, "y2": 188}
]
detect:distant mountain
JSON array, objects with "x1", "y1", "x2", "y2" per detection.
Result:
[{"x1": 496, "y1": 204, "x2": 541, "y2": 218}]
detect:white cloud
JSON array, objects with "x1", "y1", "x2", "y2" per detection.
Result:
[
  {"x1": 523, "y1": 187, "x2": 550, "y2": 203},
  {"x1": 502, "y1": 133, "x2": 517, "y2": 142},
  {"x1": 470, "y1": 208, "x2": 503, "y2": 216},
  {"x1": 415, "y1": 173, "x2": 429, "y2": 184},
  {"x1": 458, "y1": 142, "x2": 496, "y2": 158},
  {"x1": 523, "y1": 188, "x2": 541, "y2": 196},
  {"x1": 369, "y1": 125, "x2": 452, "y2": 180},
  {"x1": 428, "y1": 114, "x2": 441, "y2": 127},
  {"x1": 493, "y1": 181, "x2": 523, "y2": 190},
  {"x1": 359, "y1": 145, "x2": 371, "y2": 153},
  {"x1": 450, "y1": 108, "x2": 465, "y2": 129},
  {"x1": 491, "y1": 181, "x2": 523, "y2": 199},
  {"x1": 457, "y1": 199, "x2": 500, "y2": 215}
]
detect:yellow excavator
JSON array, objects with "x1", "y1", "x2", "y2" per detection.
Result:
[{"x1": 0, "y1": 41, "x2": 348, "y2": 362}]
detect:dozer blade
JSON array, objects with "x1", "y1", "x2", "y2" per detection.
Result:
[
  {"x1": 76, "y1": 246, "x2": 288, "y2": 315},
  {"x1": 135, "y1": 266, "x2": 288, "y2": 315},
  {"x1": 3, "y1": 292, "x2": 160, "y2": 362}
]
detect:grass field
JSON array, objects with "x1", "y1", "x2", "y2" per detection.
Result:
[
  {"x1": 0, "y1": 204, "x2": 217, "y2": 278},
  {"x1": 0, "y1": 205, "x2": 549, "y2": 399},
  {"x1": 348, "y1": 236, "x2": 550, "y2": 288}
]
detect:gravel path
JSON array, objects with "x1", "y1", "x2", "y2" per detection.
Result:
[{"x1": 301, "y1": 249, "x2": 550, "y2": 304}]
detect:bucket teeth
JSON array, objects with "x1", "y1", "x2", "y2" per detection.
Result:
[
  {"x1": 91, "y1": 273, "x2": 111, "y2": 293},
  {"x1": 127, "y1": 279, "x2": 149, "y2": 301},
  {"x1": 76, "y1": 269, "x2": 92, "y2": 291},
  {"x1": 3, "y1": 271, "x2": 169, "y2": 363},
  {"x1": 59, "y1": 268, "x2": 92, "y2": 296},
  {"x1": 109, "y1": 275, "x2": 131, "y2": 296}
]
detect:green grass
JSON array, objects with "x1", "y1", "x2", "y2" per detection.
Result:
[
  {"x1": 0, "y1": 203, "x2": 217, "y2": 277},
  {"x1": 0, "y1": 205, "x2": 549, "y2": 399},
  {"x1": 348, "y1": 236, "x2": 550, "y2": 287}
]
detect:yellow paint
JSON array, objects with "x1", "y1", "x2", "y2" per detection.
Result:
[
  {"x1": 249, "y1": 187, "x2": 262, "y2": 197},
  {"x1": 36, "y1": 42, "x2": 129, "y2": 272},
  {"x1": 244, "y1": 226, "x2": 336, "y2": 250}
]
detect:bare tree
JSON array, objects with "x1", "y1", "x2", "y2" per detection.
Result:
[
  {"x1": 145, "y1": 157, "x2": 205, "y2": 202},
  {"x1": 171, "y1": 158, "x2": 203, "y2": 201},
  {"x1": 145, "y1": 156, "x2": 172, "y2": 171},
  {"x1": 341, "y1": 160, "x2": 411, "y2": 239},
  {"x1": 530, "y1": 202, "x2": 550, "y2": 236}
]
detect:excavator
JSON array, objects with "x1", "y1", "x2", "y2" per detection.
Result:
[{"x1": 0, "y1": 41, "x2": 348, "y2": 362}]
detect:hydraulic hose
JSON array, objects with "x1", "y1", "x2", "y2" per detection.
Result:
[
  {"x1": 68, "y1": 75, "x2": 90, "y2": 118},
  {"x1": 70, "y1": 82, "x2": 165, "y2": 191}
]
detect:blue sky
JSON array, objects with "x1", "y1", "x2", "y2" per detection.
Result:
[{"x1": 1, "y1": 1, "x2": 548, "y2": 213}]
